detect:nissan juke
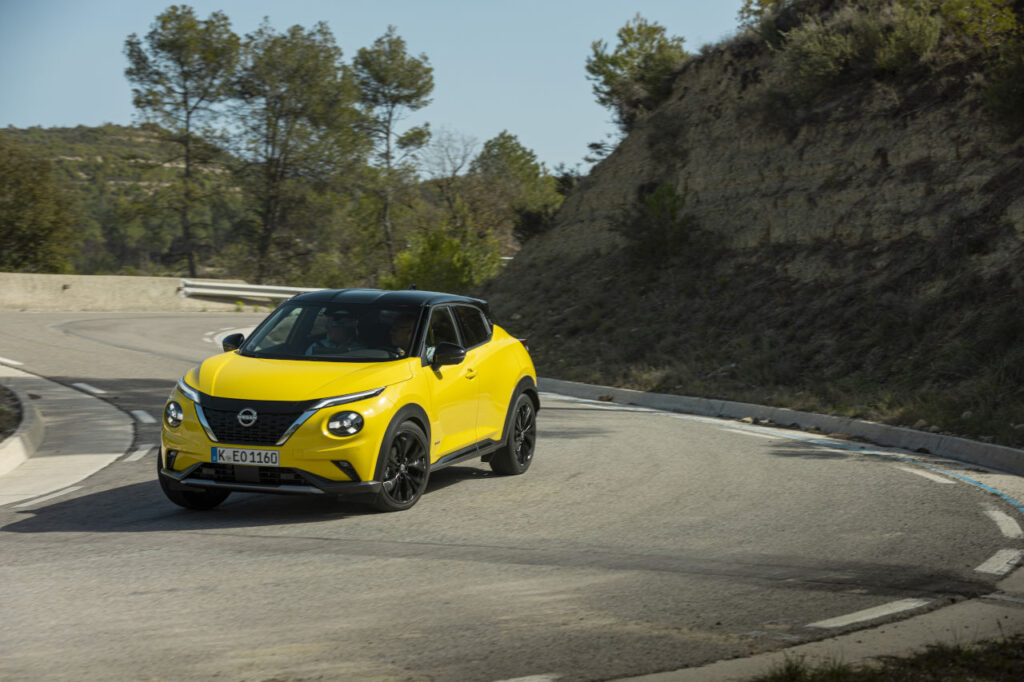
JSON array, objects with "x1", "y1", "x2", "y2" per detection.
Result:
[{"x1": 158, "y1": 289, "x2": 538, "y2": 512}]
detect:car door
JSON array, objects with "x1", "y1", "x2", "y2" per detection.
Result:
[
  {"x1": 422, "y1": 306, "x2": 479, "y2": 459},
  {"x1": 453, "y1": 305, "x2": 506, "y2": 443}
]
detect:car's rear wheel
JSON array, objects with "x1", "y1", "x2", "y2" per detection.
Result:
[
  {"x1": 490, "y1": 393, "x2": 536, "y2": 475},
  {"x1": 373, "y1": 421, "x2": 430, "y2": 512},
  {"x1": 158, "y1": 465, "x2": 230, "y2": 510}
]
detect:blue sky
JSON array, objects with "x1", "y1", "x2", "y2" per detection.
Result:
[{"x1": 0, "y1": 0, "x2": 743, "y2": 170}]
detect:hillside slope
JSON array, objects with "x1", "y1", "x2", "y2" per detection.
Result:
[{"x1": 482, "y1": 11, "x2": 1024, "y2": 448}]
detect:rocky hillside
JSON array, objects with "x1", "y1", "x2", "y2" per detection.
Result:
[{"x1": 482, "y1": 3, "x2": 1024, "y2": 448}]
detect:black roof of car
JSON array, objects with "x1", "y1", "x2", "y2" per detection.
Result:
[{"x1": 291, "y1": 288, "x2": 489, "y2": 312}]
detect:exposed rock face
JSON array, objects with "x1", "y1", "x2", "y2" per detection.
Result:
[{"x1": 540, "y1": 36, "x2": 1023, "y2": 263}]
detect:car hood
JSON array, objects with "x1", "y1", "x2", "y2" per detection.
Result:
[{"x1": 186, "y1": 352, "x2": 415, "y2": 403}]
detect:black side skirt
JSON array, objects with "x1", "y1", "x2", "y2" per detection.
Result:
[{"x1": 430, "y1": 439, "x2": 502, "y2": 471}]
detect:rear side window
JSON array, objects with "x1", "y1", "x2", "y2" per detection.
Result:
[{"x1": 454, "y1": 306, "x2": 491, "y2": 348}]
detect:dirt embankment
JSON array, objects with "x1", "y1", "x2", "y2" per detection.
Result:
[{"x1": 481, "y1": 29, "x2": 1024, "y2": 448}]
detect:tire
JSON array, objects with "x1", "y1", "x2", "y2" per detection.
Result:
[
  {"x1": 373, "y1": 421, "x2": 430, "y2": 512},
  {"x1": 158, "y1": 456, "x2": 230, "y2": 510},
  {"x1": 489, "y1": 393, "x2": 537, "y2": 476}
]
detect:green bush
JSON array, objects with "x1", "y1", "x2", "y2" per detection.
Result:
[
  {"x1": 984, "y1": 37, "x2": 1024, "y2": 133},
  {"x1": 780, "y1": 15, "x2": 858, "y2": 98},
  {"x1": 381, "y1": 227, "x2": 502, "y2": 294},
  {"x1": 875, "y1": 1, "x2": 942, "y2": 72},
  {"x1": 940, "y1": 0, "x2": 1019, "y2": 50},
  {"x1": 777, "y1": 2, "x2": 942, "y2": 99},
  {"x1": 614, "y1": 183, "x2": 707, "y2": 265}
]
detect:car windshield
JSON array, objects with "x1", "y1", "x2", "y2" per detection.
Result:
[{"x1": 240, "y1": 302, "x2": 421, "y2": 362}]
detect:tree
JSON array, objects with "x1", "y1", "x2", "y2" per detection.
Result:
[
  {"x1": 231, "y1": 21, "x2": 365, "y2": 283},
  {"x1": 0, "y1": 140, "x2": 80, "y2": 272},
  {"x1": 421, "y1": 127, "x2": 478, "y2": 230},
  {"x1": 468, "y1": 131, "x2": 562, "y2": 248},
  {"x1": 737, "y1": 1, "x2": 790, "y2": 29},
  {"x1": 585, "y1": 14, "x2": 689, "y2": 132},
  {"x1": 352, "y1": 26, "x2": 434, "y2": 275},
  {"x1": 124, "y1": 5, "x2": 240, "y2": 276}
]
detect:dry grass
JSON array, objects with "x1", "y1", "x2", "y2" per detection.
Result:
[
  {"x1": 755, "y1": 634, "x2": 1024, "y2": 681},
  {"x1": 0, "y1": 384, "x2": 20, "y2": 440}
]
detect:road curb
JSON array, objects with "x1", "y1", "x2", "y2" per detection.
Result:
[
  {"x1": 539, "y1": 377, "x2": 1024, "y2": 476},
  {"x1": 0, "y1": 364, "x2": 135, "y2": 507},
  {"x1": 0, "y1": 368, "x2": 45, "y2": 477}
]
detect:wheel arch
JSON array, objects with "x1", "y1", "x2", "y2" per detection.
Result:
[
  {"x1": 500, "y1": 376, "x2": 539, "y2": 444},
  {"x1": 372, "y1": 403, "x2": 432, "y2": 482}
]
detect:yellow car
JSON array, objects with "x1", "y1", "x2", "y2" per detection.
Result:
[{"x1": 158, "y1": 289, "x2": 538, "y2": 512}]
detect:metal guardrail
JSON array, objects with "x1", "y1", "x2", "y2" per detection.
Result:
[{"x1": 180, "y1": 279, "x2": 323, "y2": 301}]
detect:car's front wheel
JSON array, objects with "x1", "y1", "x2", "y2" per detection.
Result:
[
  {"x1": 489, "y1": 393, "x2": 536, "y2": 475},
  {"x1": 373, "y1": 421, "x2": 430, "y2": 512}
]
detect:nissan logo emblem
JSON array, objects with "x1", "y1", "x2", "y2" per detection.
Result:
[{"x1": 237, "y1": 408, "x2": 258, "y2": 427}]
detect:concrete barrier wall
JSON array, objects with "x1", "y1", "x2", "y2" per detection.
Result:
[{"x1": 0, "y1": 273, "x2": 250, "y2": 312}]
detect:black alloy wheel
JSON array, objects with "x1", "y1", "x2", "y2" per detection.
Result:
[
  {"x1": 374, "y1": 421, "x2": 430, "y2": 511},
  {"x1": 490, "y1": 393, "x2": 536, "y2": 475}
]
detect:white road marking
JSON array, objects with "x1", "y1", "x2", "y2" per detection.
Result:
[
  {"x1": 72, "y1": 382, "x2": 105, "y2": 395},
  {"x1": 808, "y1": 598, "x2": 931, "y2": 629},
  {"x1": 13, "y1": 486, "x2": 83, "y2": 508},
  {"x1": 896, "y1": 466, "x2": 955, "y2": 485},
  {"x1": 125, "y1": 444, "x2": 156, "y2": 462},
  {"x1": 492, "y1": 676, "x2": 561, "y2": 682},
  {"x1": 976, "y1": 549, "x2": 1024, "y2": 575},
  {"x1": 721, "y1": 428, "x2": 783, "y2": 440},
  {"x1": 985, "y1": 510, "x2": 1024, "y2": 539},
  {"x1": 131, "y1": 410, "x2": 156, "y2": 424},
  {"x1": 0, "y1": 356, "x2": 24, "y2": 366}
]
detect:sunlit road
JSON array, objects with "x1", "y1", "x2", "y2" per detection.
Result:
[{"x1": 0, "y1": 312, "x2": 1018, "y2": 681}]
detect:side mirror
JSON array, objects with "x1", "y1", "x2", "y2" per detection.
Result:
[
  {"x1": 222, "y1": 332, "x2": 245, "y2": 352},
  {"x1": 432, "y1": 342, "x2": 466, "y2": 367}
]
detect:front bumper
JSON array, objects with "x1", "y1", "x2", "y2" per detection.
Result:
[{"x1": 159, "y1": 461, "x2": 382, "y2": 497}]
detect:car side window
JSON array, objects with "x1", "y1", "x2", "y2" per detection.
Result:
[
  {"x1": 424, "y1": 307, "x2": 460, "y2": 363},
  {"x1": 454, "y1": 306, "x2": 491, "y2": 349}
]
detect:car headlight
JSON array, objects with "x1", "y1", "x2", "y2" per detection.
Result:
[
  {"x1": 327, "y1": 411, "x2": 363, "y2": 437},
  {"x1": 165, "y1": 401, "x2": 184, "y2": 428}
]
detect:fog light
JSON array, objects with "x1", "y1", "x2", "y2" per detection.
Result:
[
  {"x1": 332, "y1": 460, "x2": 361, "y2": 481},
  {"x1": 165, "y1": 401, "x2": 184, "y2": 427},
  {"x1": 164, "y1": 449, "x2": 178, "y2": 470},
  {"x1": 327, "y1": 411, "x2": 363, "y2": 436}
]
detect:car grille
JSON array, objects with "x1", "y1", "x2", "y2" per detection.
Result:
[
  {"x1": 191, "y1": 463, "x2": 314, "y2": 488},
  {"x1": 201, "y1": 407, "x2": 302, "y2": 445}
]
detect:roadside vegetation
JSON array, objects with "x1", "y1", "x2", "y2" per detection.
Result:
[
  {"x1": 0, "y1": 5, "x2": 567, "y2": 291},
  {"x1": 753, "y1": 633, "x2": 1024, "y2": 680},
  {"x1": 0, "y1": 386, "x2": 19, "y2": 441}
]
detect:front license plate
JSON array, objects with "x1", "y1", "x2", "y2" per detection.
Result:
[{"x1": 212, "y1": 447, "x2": 280, "y2": 466}]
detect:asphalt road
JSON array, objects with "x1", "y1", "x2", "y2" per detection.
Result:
[{"x1": 0, "y1": 311, "x2": 1019, "y2": 681}]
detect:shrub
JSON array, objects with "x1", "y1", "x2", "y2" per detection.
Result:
[
  {"x1": 875, "y1": 1, "x2": 942, "y2": 72},
  {"x1": 777, "y1": 1, "x2": 942, "y2": 99},
  {"x1": 984, "y1": 37, "x2": 1024, "y2": 133},
  {"x1": 780, "y1": 15, "x2": 857, "y2": 98},
  {"x1": 614, "y1": 183, "x2": 708, "y2": 265},
  {"x1": 381, "y1": 227, "x2": 502, "y2": 294},
  {"x1": 940, "y1": 0, "x2": 1019, "y2": 50}
]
